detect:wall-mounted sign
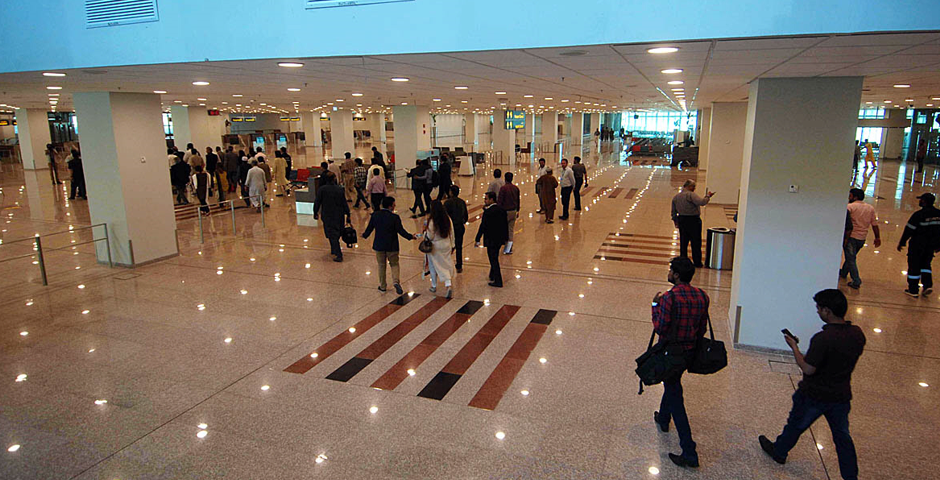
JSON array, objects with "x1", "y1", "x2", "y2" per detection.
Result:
[
  {"x1": 353, "y1": 116, "x2": 368, "y2": 121},
  {"x1": 305, "y1": 0, "x2": 414, "y2": 9},
  {"x1": 290, "y1": 116, "x2": 301, "y2": 122},
  {"x1": 504, "y1": 110, "x2": 525, "y2": 130},
  {"x1": 231, "y1": 117, "x2": 243, "y2": 122},
  {"x1": 0, "y1": 120, "x2": 10, "y2": 126},
  {"x1": 208, "y1": 109, "x2": 221, "y2": 116},
  {"x1": 244, "y1": 116, "x2": 256, "y2": 122},
  {"x1": 279, "y1": 116, "x2": 290, "y2": 122}
]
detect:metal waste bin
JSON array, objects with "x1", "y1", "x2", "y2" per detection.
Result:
[{"x1": 705, "y1": 227, "x2": 736, "y2": 270}]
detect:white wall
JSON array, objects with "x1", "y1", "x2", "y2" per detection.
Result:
[
  {"x1": 2, "y1": 1, "x2": 933, "y2": 74},
  {"x1": 731, "y1": 77, "x2": 862, "y2": 350},
  {"x1": 432, "y1": 114, "x2": 464, "y2": 147},
  {"x1": 704, "y1": 102, "x2": 748, "y2": 205}
]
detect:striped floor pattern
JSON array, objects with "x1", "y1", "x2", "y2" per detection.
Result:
[
  {"x1": 285, "y1": 294, "x2": 557, "y2": 411},
  {"x1": 593, "y1": 232, "x2": 682, "y2": 266}
]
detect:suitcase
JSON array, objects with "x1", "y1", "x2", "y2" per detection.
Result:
[{"x1": 341, "y1": 226, "x2": 358, "y2": 247}]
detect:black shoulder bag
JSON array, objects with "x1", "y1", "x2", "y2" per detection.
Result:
[
  {"x1": 687, "y1": 313, "x2": 727, "y2": 375},
  {"x1": 635, "y1": 323, "x2": 687, "y2": 395}
]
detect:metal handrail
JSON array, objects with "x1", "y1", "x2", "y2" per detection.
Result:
[
  {"x1": 175, "y1": 194, "x2": 270, "y2": 244},
  {"x1": 0, "y1": 222, "x2": 111, "y2": 285}
]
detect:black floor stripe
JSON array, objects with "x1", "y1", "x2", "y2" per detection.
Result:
[
  {"x1": 530, "y1": 309, "x2": 557, "y2": 325},
  {"x1": 326, "y1": 357, "x2": 373, "y2": 382},
  {"x1": 417, "y1": 372, "x2": 462, "y2": 400},
  {"x1": 391, "y1": 293, "x2": 420, "y2": 306},
  {"x1": 457, "y1": 300, "x2": 485, "y2": 315}
]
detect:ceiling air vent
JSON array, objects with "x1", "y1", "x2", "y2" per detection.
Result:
[
  {"x1": 305, "y1": 0, "x2": 413, "y2": 9},
  {"x1": 86, "y1": 0, "x2": 159, "y2": 29}
]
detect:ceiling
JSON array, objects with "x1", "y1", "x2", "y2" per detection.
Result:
[{"x1": 1, "y1": 31, "x2": 940, "y2": 117}]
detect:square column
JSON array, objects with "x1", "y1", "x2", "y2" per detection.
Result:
[
  {"x1": 14, "y1": 108, "x2": 51, "y2": 170},
  {"x1": 704, "y1": 102, "x2": 747, "y2": 204},
  {"x1": 589, "y1": 113, "x2": 600, "y2": 136},
  {"x1": 464, "y1": 113, "x2": 478, "y2": 149},
  {"x1": 73, "y1": 92, "x2": 177, "y2": 266},
  {"x1": 330, "y1": 109, "x2": 355, "y2": 159},
  {"x1": 169, "y1": 105, "x2": 212, "y2": 150},
  {"x1": 571, "y1": 112, "x2": 585, "y2": 154},
  {"x1": 542, "y1": 111, "x2": 559, "y2": 150},
  {"x1": 371, "y1": 113, "x2": 386, "y2": 156},
  {"x1": 523, "y1": 113, "x2": 535, "y2": 148},
  {"x1": 697, "y1": 107, "x2": 712, "y2": 170},
  {"x1": 493, "y1": 110, "x2": 516, "y2": 164},
  {"x1": 731, "y1": 77, "x2": 862, "y2": 350},
  {"x1": 416, "y1": 106, "x2": 431, "y2": 151},
  {"x1": 302, "y1": 113, "x2": 323, "y2": 147},
  {"x1": 392, "y1": 105, "x2": 418, "y2": 189}
]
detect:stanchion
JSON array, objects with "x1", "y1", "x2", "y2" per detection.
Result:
[
  {"x1": 196, "y1": 204, "x2": 204, "y2": 244},
  {"x1": 34, "y1": 236, "x2": 48, "y2": 286},
  {"x1": 103, "y1": 224, "x2": 113, "y2": 268},
  {"x1": 230, "y1": 200, "x2": 237, "y2": 235}
]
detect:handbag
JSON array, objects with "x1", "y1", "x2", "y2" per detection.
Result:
[
  {"x1": 635, "y1": 325, "x2": 687, "y2": 395},
  {"x1": 687, "y1": 313, "x2": 727, "y2": 375},
  {"x1": 418, "y1": 236, "x2": 433, "y2": 253},
  {"x1": 341, "y1": 225, "x2": 358, "y2": 248}
]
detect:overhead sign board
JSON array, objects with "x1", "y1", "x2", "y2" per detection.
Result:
[
  {"x1": 305, "y1": 0, "x2": 414, "y2": 9},
  {"x1": 0, "y1": 120, "x2": 10, "y2": 126},
  {"x1": 290, "y1": 116, "x2": 301, "y2": 122},
  {"x1": 504, "y1": 110, "x2": 525, "y2": 130},
  {"x1": 244, "y1": 116, "x2": 256, "y2": 122},
  {"x1": 208, "y1": 109, "x2": 221, "y2": 116},
  {"x1": 279, "y1": 116, "x2": 290, "y2": 122}
]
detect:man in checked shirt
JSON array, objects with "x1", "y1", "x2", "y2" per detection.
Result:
[{"x1": 651, "y1": 257, "x2": 710, "y2": 469}]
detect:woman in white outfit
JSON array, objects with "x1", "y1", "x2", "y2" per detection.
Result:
[{"x1": 424, "y1": 199, "x2": 456, "y2": 298}]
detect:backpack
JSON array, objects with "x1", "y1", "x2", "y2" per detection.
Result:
[{"x1": 341, "y1": 226, "x2": 358, "y2": 247}]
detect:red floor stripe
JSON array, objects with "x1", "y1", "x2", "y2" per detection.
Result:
[
  {"x1": 579, "y1": 186, "x2": 594, "y2": 196},
  {"x1": 607, "y1": 187, "x2": 623, "y2": 198},
  {"x1": 284, "y1": 300, "x2": 408, "y2": 374},
  {"x1": 441, "y1": 305, "x2": 520, "y2": 376},
  {"x1": 593, "y1": 254, "x2": 669, "y2": 265},
  {"x1": 624, "y1": 188, "x2": 639, "y2": 199},
  {"x1": 468, "y1": 323, "x2": 548, "y2": 410},
  {"x1": 358, "y1": 297, "x2": 451, "y2": 360}
]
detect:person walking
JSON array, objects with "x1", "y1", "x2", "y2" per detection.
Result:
[
  {"x1": 237, "y1": 151, "x2": 252, "y2": 207},
  {"x1": 671, "y1": 180, "x2": 714, "y2": 268},
  {"x1": 272, "y1": 151, "x2": 290, "y2": 197},
  {"x1": 46, "y1": 144, "x2": 62, "y2": 185},
  {"x1": 572, "y1": 156, "x2": 587, "y2": 211},
  {"x1": 897, "y1": 192, "x2": 940, "y2": 297},
  {"x1": 423, "y1": 200, "x2": 456, "y2": 298},
  {"x1": 371, "y1": 146, "x2": 385, "y2": 165},
  {"x1": 66, "y1": 149, "x2": 87, "y2": 200},
  {"x1": 760, "y1": 289, "x2": 865, "y2": 480},
  {"x1": 444, "y1": 185, "x2": 469, "y2": 273},
  {"x1": 170, "y1": 156, "x2": 190, "y2": 205},
  {"x1": 367, "y1": 165, "x2": 387, "y2": 212},
  {"x1": 497, "y1": 172, "x2": 520, "y2": 254},
  {"x1": 188, "y1": 147, "x2": 205, "y2": 173},
  {"x1": 258, "y1": 156, "x2": 273, "y2": 197},
  {"x1": 475, "y1": 191, "x2": 509, "y2": 287},
  {"x1": 225, "y1": 146, "x2": 240, "y2": 194},
  {"x1": 362, "y1": 196, "x2": 415, "y2": 294},
  {"x1": 407, "y1": 160, "x2": 427, "y2": 217},
  {"x1": 246, "y1": 159, "x2": 267, "y2": 211},
  {"x1": 314, "y1": 172, "x2": 351, "y2": 262},
  {"x1": 863, "y1": 140, "x2": 876, "y2": 170},
  {"x1": 193, "y1": 165, "x2": 210, "y2": 215},
  {"x1": 205, "y1": 146, "x2": 221, "y2": 200},
  {"x1": 536, "y1": 167, "x2": 559, "y2": 224},
  {"x1": 840, "y1": 188, "x2": 881, "y2": 289},
  {"x1": 852, "y1": 141, "x2": 861, "y2": 172},
  {"x1": 535, "y1": 158, "x2": 548, "y2": 213},
  {"x1": 183, "y1": 143, "x2": 194, "y2": 165},
  {"x1": 341, "y1": 151, "x2": 357, "y2": 200},
  {"x1": 487, "y1": 168, "x2": 505, "y2": 197},
  {"x1": 353, "y1": 158, "x2": 371, "y2": 209},
  {"x1": 436, "y1": 155, "x2": 453, "y2": 201},
  {"x1": 916, "y1": 137, "x2": 927, "y2": 173},
  {"x1": 651, "y1": 257, "x2": 710, "y2": 469},
  {"x1": 279, "y1": 146, "x2": 292, "y2": 173},
  {"x1": 558, "y1": 158, "x2": 575, "y2": 220}
]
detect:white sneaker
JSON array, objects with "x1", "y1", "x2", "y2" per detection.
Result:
[{"x1": 429, "y1": 285, "x2": 437, "y2": 293}]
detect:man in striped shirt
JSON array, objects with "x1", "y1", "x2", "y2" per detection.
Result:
[{"x1": 651, "y1": 257, "x2": 710, "y2": 469}]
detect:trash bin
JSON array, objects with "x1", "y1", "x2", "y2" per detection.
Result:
[{"x1": 705, "y1": 227, "x2": 736, "y2": 270}]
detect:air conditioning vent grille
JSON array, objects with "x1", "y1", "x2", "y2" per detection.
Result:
[
  {"x1": 86, "y1": 0, "x2": 159, "y2": 29},
  {"x1": 305, "y1": 0, "x2": 413, "y2": 10}
]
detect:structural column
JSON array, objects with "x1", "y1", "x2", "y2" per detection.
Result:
[
  {"x1": 730, "y1": 77, "x2": 862, "y2": 350},
  {"x1": 416, "y1": 106, "x2": 431, "y2": 151},
  {"x1": 392, "y1": 105, "x2": 418, "y2": 188},
  {"x1": 72, "y1": 92, "x2": 177, "y2": 266},
  {"x1": 330, "y1": 109, "x2": 355, "y2": 159},
  {"x1": 704, "y1": 102, "x2": 747, "y2": 205},
  {"x1": 302, "y1": 113, "x2": 323, "y2": 147},
  {"x1": 464, "y1": 113, "x2": 478, "y2": 149},
  {"x1": 14, "y1": 108, "x2": 51, "y2": 170},
  {"x1": 371, "y1": 113, "x2": 387, "y2": 157},
  {"x1": 523, "y1": 113, "x2": 535, "y2": 149},
  {"x1": 697, "y1": 107, "x2": 712, "y2": 170},
  {"x1": 493, "y1": 110, "x2": 516, "y2": 165},
  {"x1": 542, "y1": 111, "x2": 560, "y2": 162},
  {"x1": 589, "y1": 113, "x2": 600, "y2": 136},
  {"x1": 169, "y1": 105, "x2": 212, "y2": 150},
  {"x1": 571, "y1": 112, "x2": 585, "y2": 156}
]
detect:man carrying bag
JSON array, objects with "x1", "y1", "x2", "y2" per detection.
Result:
[{"x1": 637, "y1": 257, "x2": 713, "y2": 469}]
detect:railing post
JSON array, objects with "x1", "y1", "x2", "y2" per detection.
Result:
[
  {"x1": 34, "y1": 236, "x2": 48, "y2": 286},
  {"x1": 103, "y1": 223, "x2": 113, "y2": 268},
  {"x1": 230, "y1": 200, "x2": 236, "y2": 235},
  {"x1": 196, "y1": 204, "x2": 204, "y2": 244},
  {"x1": 259, "y1": 195, "x2": 265, "y2": 228}
]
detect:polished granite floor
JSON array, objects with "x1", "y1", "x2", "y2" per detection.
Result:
[{"x1": 0, "y1": 142, "x2": 937, "y2": 479}]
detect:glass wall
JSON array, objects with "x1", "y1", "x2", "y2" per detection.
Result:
[
  {"x1": 162, "y1": 112, "x2": 173, "y2": 139},
  {"x1": 858, "y1": 107, "x2": 886, "y2": 119},
  {"x1": 622, "y1": 110, "x2": 697, "y2": 138}
]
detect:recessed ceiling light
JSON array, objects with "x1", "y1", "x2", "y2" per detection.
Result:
[
  {"x1": 544, "y1": 97, "x2": 553, "y2": 100},
  {"x1": 524, "y1": 94, "x2": 534, "y2": 98},
  {"x1": 391, "y1": 77, "x2": 409, "y2": 82},
  {"x1": 192, "y1": 81, "x2": 210, "y2": 86},
  {"x1": 495, "y1": 91, "x2": 506, "y2": 95},
  {"x1": 884, "y1": 100, "x2": 892, "y2": 103},
  {"x1": 667, "y1": 80, "x2": 684, "y2": 85},
  {"x1": 401, "y1": 102, "x2": 408, "y2": 105},
  {"x1": 905, "y1": 99, "x2": 914, "y2": 102},
  {"x1": 561, "y1": 99, "x2": 569, "y2": 103},
  {"x1": 671, "y1": 88, "x2": 685, "y2": 91},
  {"x1": 278, "y1": 62, "x2": 304, "y2": 68},
  {"x1": 432, "y1": 98, "x2": 442, "y2": 102},
  {"x1": 351, "y1": 93, "x2": 363, "y2": 97},
  {"x1": 153, "y1": 90, "x2": 167, "y2": 94},
  {"x1": 928, "y1": 104, "x2": 935, "y2": 107},
  {"x1": 232, "y1": 94, "x2": 243, "y2": 98},
  {"x1": 48, "y1": 93, "x2": 59, "y2": 97},
  {"x1": 46, "y1": 86, "x2": 62, "y2": 90},
  {"x1": 893, "y1": 84, "x2": 911, "y2": 88},
  {"x1": 454, "y1": 86, "x2": 469, "y2": 90},
  {"x1": 647, "y1": 47, "x2": 679, "y2": 54},
  {"x1": 197, "y1": 97, "x2": 207, "y2": 101},
  {"x1": 661, "y1": 69, "x2": 683, "y2": 74},
  {"x1": 287, "y1": 88, "x2": 301, "y2": 92},
  {"x1": 865, "y1": 101, "x2": 873, "y2": 104},
  {"x1": 43, "y1": 72, "x2": 66, "y2": 77}
]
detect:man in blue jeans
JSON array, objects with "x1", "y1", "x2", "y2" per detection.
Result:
[
  {"x1": 840, "y1": 188, "x2": 881, "y2": 289},
  {"x1": 651, "y1": 257, "x2": 709, "y2": 468},
  {"x1": 760, "y1": 289, "x2": 866, "y2": 480}
]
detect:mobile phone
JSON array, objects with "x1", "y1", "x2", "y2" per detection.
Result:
[{"x1": 781, "y1": 329, "x2": 799, "y2": 343}]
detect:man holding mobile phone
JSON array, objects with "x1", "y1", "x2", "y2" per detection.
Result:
[
  {"x1": 759, "y1": 289, "x2": 866, "y2": 480},
  {"x1": 671, "y1": 180, "x2": 714, "y2": 268}
]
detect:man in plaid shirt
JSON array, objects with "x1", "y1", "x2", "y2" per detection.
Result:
[
  {"x1": 651, "y1": 257, "x2": 709, "y2": 469},
  {"x1": 353, "y1": 158, "x2": 371, "y2": 209}
]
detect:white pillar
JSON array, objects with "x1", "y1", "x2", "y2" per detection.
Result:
[
  {"x1": 523, "y1": 113, "x2": 535, "y2": 148},
  {"x1": 882, "y1": 108, "x2": 907, "y2": 159},
  {"x1": 589, "y1": 113, "x2": 600, "y2": 136},
  {"x1": 704, "y1": 102, "x2": 748, "y2": 205},
  {"x1": 731, "y1": 77, "x2": 863, "y2": 350},
  {"x1": 14, "y1": 108, "x2": 50, "y2": 170},
  {"x1": 302, "y1": 113, "x2": 323, "y2": 147},
  {"x1": 464, "y1": 113, "x2": 478, "y2": 149},
  {"x1": 571, "y1": 112, "x2": 585, "y2": 156},
  {"x1": 542, "y1": 111, "x2": 560, "y2": 162},
  {"x1": 392, "y1": 105, "x2": 418, "y2": 189},
  {"x1": 73, "y1": 92, "x2": 177, "y2": 266},
  {"x1": 330, "y1": 109, "x2": 354, "y2": 159},
  {"x1": 371, "y1": 113, "x2": 387, "y2": 156},
  {"x1": 493, "y1": 110, "x2": 516, "y2": 164},
  {"x1": 416, "y1": 106, "x2": 431, "y2": 151},
  {"x1": 698, "y1": 107, "x2": 712, "y2": 170}
]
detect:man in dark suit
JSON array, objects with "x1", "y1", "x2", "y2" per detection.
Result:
[
  {"x1": 362, "y1": 196, "x2": 415, "y2": 293},
  {"x1": 475, "y1": 191, "x2": 509, "y2": 287},
  {"x1": 436, "y1": 155, "x2": 453, "y2": 201},
  {"x1": 314, "y1": 172, "x2": 351, "y2": 262}
]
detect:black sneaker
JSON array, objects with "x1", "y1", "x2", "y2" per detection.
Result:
[
  {"x1": 653, "y1": 411, "x2": 669, "y2": 432},
  {"x1": 904, "y1": 289, "x2": 919, "y2": 298},
  {"x1": 759, "y1": 435, "x2": 786, "y2": 464},
  {"x1": 378, "y1": 286, "x2": 387, "y2": 292},
  {"x1": 394, "y1": 283, "x2": 403, "y2": 295},
  {"x1": 923, "y1": 287, "x2": 933, "y2": 296},
  {"x1": 846, "y1": 282, "x2": 860, "y2": 290},
  {"x1": 668, "y1": 453, "x2": 699, "y2": 468}
]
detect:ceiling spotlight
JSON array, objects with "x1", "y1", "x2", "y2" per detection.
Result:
[
  {"x1": 278, "y1": 62, "x2": 304, "y2": 68},
  {"x1": 523, "y1": 94, "x2": 534, "y2": 98},
  {"x1": 454, "y1": 86, "x2": 469, "y2": 90},
  {"x1": 432, "y1": 98, "x2": 442, "y2": 102},
  {"x1": 884, "y1": 100, "x2": 892, "y2": 103},
  {"x1": 48, "y1": 93, "x2": 59, "y2": 97},
  {"x1": 287, "y1": 88, "x2": 301, "y2": 92},
  {"x1": 46, "y1": 86, "x2": 62, "y2": 90},
  {"x1": 661, "y1": 69, "x2": 683, "y2": 74},
  {"x1": 391, "y1": 77, "x2": 409, "y2": 82},
  {"x1": 648, "y1": 47, "x2": 679, "y2": 54},
  {"x1": 197, "y1": 97, "x2": 207, "y2": 101},
  {"x1": 232, "y1": 94, "x2": 243, "y2": 97},
  {"x1": 893, "y1": 84, "x2": 911, "y2": 88},
  {"x1": 153, "y1": 90, "x2": 167, "y2": 94},
  {"x1": 43, "y1": 72, "x2": 67, "y2": 77},
  {"x1": 495, "y1": 91, "x2": 506, "y2": 95},
  {"x1": 351, "y1": 93, "x2": 363, "y2": 97},
  {"x1": 192, "y1": 81, "x2": 210, "y2": 86}
]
